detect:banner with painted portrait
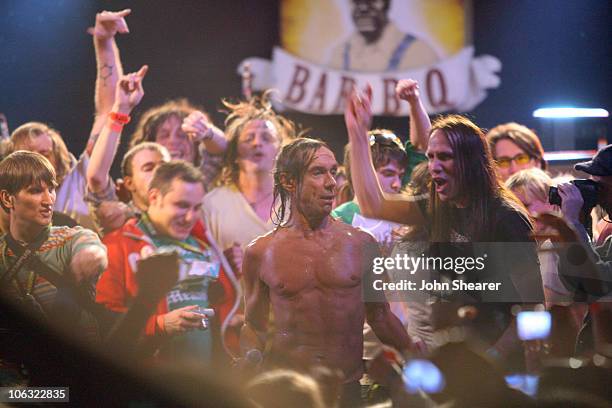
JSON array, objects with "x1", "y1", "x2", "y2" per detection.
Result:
[{"x1": 239, "y1": 0, "x2": 501, "y2": 115}]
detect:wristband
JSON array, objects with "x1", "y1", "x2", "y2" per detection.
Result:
[
  {"x1": 109, "y1": 111, "x2": 131, "y2": 125},
  {"x1": 156, "y1": 314, "x2": 166, "y2": 334}
]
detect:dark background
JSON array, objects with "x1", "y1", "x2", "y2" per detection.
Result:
[{"x1": 1, "y1": 0, "x2": 610, "y2": 171}]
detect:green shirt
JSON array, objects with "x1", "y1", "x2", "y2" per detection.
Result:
[
  {"x1": 331, "y1": 201, "x2": 361, "y2": 225},
  {"x1": 402, "y1": 140, "x2": 427, "y2": 186},
  {"x1": 137, "y1": 213, "x2": 219, "y2": 361}
]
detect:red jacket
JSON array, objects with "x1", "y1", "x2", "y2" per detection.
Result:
[{"x1": 96, "y1": 218, "x2": 239, "y2": 355}]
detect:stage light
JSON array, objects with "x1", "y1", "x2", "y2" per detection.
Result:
[{"x1": 533, "y1": 107, "x2": 609, "y2": 119}]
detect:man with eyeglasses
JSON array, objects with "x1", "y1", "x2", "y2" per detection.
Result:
[{"x1": 486, "y1": 122, "x2": 547, "y2": 181}]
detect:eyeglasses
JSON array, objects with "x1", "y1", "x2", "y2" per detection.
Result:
[
  {"x1": 495, "y1": 153, "x2": 532, "y2": 168},
  {"x1": 369, "y1": 132, "x2": 404, "y2": 149}
]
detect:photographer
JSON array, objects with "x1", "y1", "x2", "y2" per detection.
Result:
[
  {"x1": 552, "y1": 145, "x2": 612, "y2": 300},
  {"x1": 538, "y1": 145, "x2": 612, "y2": 356}
]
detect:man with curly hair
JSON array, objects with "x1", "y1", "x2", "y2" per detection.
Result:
[{"x1": 202, "y1": 92, "x2": 297, "y2": 277}]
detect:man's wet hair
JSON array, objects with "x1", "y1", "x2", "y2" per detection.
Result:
[{"x1": 272, "y1": 138, "x2": 330, "y2": 226}]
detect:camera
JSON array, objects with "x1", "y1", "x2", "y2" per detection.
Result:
[{"x1": 548, "y1": 179, "x2": 600, "y2": 210}]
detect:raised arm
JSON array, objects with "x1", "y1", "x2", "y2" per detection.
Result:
[
  {"x1": 396, "y1": 79, "x2": 431, "y2": 152},
  {"x1": 182, "y1": 111, "x2": 227, "y2": 155},
  {"x1": 87, "y1": 9, "x2": 130, "y2": 144},
  {"x1": 240, "y1": 242, "x2": 270, "y2": 358},
  {"x1": 344, "y1": 85, "x2": 425, "y2": 225},
  {"x1": 87, "y1": 65, "x2": 148, "y2": 194},
  {"x1": 538, "y1": 210, "x2": 612, "y2": 299}
]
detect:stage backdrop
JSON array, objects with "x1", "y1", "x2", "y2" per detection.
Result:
[{"x1": 241, "y1": 0, "x2": 501, "y2": 116}]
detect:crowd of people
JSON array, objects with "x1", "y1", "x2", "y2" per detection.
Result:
[{"x1": 1, "y1": 8, "x2": 611, "y2": 408}]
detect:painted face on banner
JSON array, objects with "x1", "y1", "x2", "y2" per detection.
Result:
[{"x1": 351, "y1": 0, "x2": 388, "y2": 35}]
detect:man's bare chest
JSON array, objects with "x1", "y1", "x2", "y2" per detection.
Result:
[{"x1": 260, "y1": 238, "x2": 365, "y2": 297}]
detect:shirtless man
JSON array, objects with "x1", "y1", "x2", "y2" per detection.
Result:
[{"x1": 240, "y1": 137, "x2": 411, "y2": 405}]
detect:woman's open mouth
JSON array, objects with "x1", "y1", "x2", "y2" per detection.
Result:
[{"x1": 433, "y1": 177, "x2": 447, "y2": 193}]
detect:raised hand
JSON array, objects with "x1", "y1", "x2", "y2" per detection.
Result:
[
  {"x1": 344, "y1": 84, "x2": 373, "y2": 141},
  {"x1": 395, "y1": 79, "x2": 421, "y2": 104},
  {"x1": 181, "y1": 111, "x2": 215, "y2": 143},
  {"x1": 113, "y1": 65, "x2": 148, "y2": 114},
  {"x1": 88, "y1": 9, "x2": 131, "y2": 41},
  {"x1": 557, "y1": 183, "x2": 584, "y2": 224},
  {"x1": 97, "y1": 200, "x2": 129, "y2": 233}
]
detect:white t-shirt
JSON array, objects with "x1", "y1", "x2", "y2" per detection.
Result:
[
  {"x1": 202, "y1": 184, "x2": 276, "y2": 251},
  {"x1": 55, "y1": 152, "x2": 96, "y2": 231}
]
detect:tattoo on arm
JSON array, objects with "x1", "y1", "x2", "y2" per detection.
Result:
[{"x1": 98, "y1": 64, "x2": 114, "y2": 87}]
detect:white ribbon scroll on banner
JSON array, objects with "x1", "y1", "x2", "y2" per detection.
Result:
[{"x1": 238, "y1": 46, "x2": 501, "y2": 116}]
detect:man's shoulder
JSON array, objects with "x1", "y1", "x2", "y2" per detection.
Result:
[
  {"x1": 330, "y1": 218, "x2": 377, "y2": 246},
  {"x1": 37, "y1": 226, "x2": 103, "y2": 255},
  {"x1": 45, "y1": 226, "x2": 92, "y2": 245},
  {"x1": 244, "y1": 229, "x2": 276, "y2": 259}
]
